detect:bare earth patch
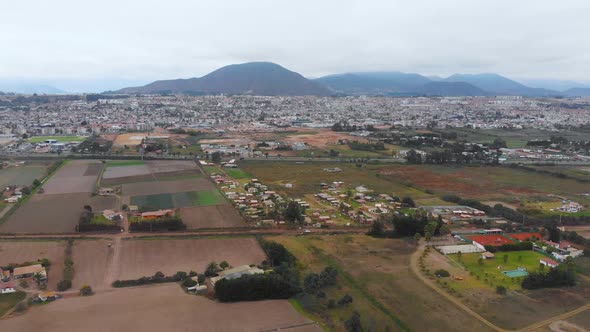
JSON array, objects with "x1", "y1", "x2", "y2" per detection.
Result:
[
  {"x1": 180, "y1": 205, "x2": 245, "y2": 229},
  {"x1": 42, "y1": 160, "x2": 102, "y2": 194},
  {"x1": 115, "y1": 238, "x2": 266, "y2": 280},
  {"x1": 122, "y1": 178, "x2": 213, "y2": 196}
]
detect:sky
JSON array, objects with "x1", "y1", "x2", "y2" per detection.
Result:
[{"x1": 1, "y1": 0, "x2": 589, "y2": 92}]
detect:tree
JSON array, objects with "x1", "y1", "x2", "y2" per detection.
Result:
[
  {"x1": 439, "y1": 224, "x2": 451, "y2": 236},
  {"x1": 496, "y1": 285, "x2": 507, "y2": 295},
  {"x1": 503, "y1": 254, "x2": 508, "y2": 264},
  {"x1": 425, "y1": 231, "x2": 432, "y2": 242},
  {"x1": 457, "y1": 251, "x2": 462, "y2": 262},
  {"x1": 369, "y1": 220, "x2": 385, "y2": 237},
  {"x1": 80, "y1": 285, "x2": 93, "y2": 296},
  {"x1": 83, "y1": 205, "x2": 92, "y2": 212},
  {"x1": 478, "y1": 257, "x2": 484, "y2": 266},
  {"x1": 21, "y1": 186, "x2": 31, "y2": 195},
  {"x1": 205, "y1": 262, "x2": 221, "y2": 277},
  {"x1": 401, "y1": 197, "x2": 415, "y2": 207},
  {"x1": 284, "y1": 201, "x2": 304, "y2": 224},
  {"x1": 32, "y1": 179, "x2": 41, "y2": 188},
  {"x1": 220, "y1": 261, "x2": 230, "y2": 270},
  {"x1": 211, "y1": 151, "x2": 221, "y2": 164},
  {"x1": 414, "y1": 233, "x2": 421, "y2": 245},
  {"x1": 345, "y1": 311, "x2": 363, "y2": 332},
  {"x1": 405, "y1": 150, "x2": 422, "y2": 164},
  {"x1": 57, "y1": 279, "x2": 72, "y2": 291}
]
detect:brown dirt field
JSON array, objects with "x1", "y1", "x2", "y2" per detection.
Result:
[
  {"x1": 116, "y1": 238, "x2": 266, "y2": 280},
  {"x1": 0, "y1": 283, "x2": 320, "y2": 331},
  {"x1": 113, "y1": 133, "x2": 146, "y2": 146},
  {"x1": 0, "y1": 194, "x2": 116, "y2": 234},
  {"x1": 102, "y1": 165, "x2": 151, "y2": 179},
  {"x1": 122, "y1": 178, "x2": 213, "y2": 196},
  {"x1": 0, "y1": 240, "x2": 65, "y2": 290},
  {"x1": 71, "y1": 239, "x2": 112, "y2": 290},
  {"x1": 379, "y1": 166, "x2": 480, "y2": 196},
  {"x1": 146, "y1": 160, "x2": 197, "y2": 174},
  {"x1": 566, "y1": 310, "x2": 590, "y2": 329},
  {"x1": 42, "y1": 160, "x2": 102, "y2": 194},
  {"x1": 283, "y1": 129, "x2": 366, "y2": 149},
  {"x1": 179, "y1": 205, "x2": 245, "y2": 229},
  {"x1": 100, "y1": 173, "x2": 157, "y2": 186}
]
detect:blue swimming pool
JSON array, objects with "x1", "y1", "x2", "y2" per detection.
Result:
[{"x1": 502, "y1": 269, "x2": 529, "y2": 278}]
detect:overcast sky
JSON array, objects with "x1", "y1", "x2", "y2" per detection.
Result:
[{"x1": 2, "y1": 0, "x2": 589, "y2": 89}]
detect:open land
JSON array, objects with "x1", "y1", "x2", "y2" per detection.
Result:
[
  {"x1": 270, "y1": 234, "x2": 493, "y2": 332},
  {"x1": 179, "y1": 205, "x2": 245, "y2": 229},
  {"x1": 27, "y1": 136, "x2": 86, "y2": 143},
  {"x1": 41, "y1": 160, "x2": 102, "y2": 195},
  {"x1": 0, "y1": 283, "x2": 320, "y2": 332},
  {"x1": 71, "y1": 239, "x2": 112, "y2": 290},
  {"x1": 0, "y1": 161, "x2": 50, "y2": 189},
  {"x1": 0, "y1": 240, "x2": 65, "y2": 289},
  {"x1": 115, "y1": 237, "x2": 266, "y2": 280}
]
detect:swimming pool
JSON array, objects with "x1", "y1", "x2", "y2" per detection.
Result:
[{"x1": 502, "y1": 269, "x2": 529, "y2": 278}]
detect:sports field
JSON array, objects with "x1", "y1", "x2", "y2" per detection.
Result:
[
  {"x1": 28, "y1": 136, "x2": 87, "y2": 143},
  {"x1": 130, "y1": 190, "x2": 223, "y2": 209}
]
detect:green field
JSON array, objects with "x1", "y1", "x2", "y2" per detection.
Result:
[
  {"x1": 0, "y1": 162, "x2": 49, "y2": 189},
  {"x1": 131, "y1": 190, "x2": 223, "y2": 209},
  {"x1": 28, "y1": 136, "x2": 87, "y2": 143},
  {"x1": 106, "y1": 160, "x2": 146, "y2": 167},
  {"x1": 0, "y1": 291, "x2": 26, "y2": 317},
  {"x1": 225, "y1": 168, "x2": 251, "y2": 179},
  {"x1": 449, "y1": 250, "x2": 548, "y2": 290}
]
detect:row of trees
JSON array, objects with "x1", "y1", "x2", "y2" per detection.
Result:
[
  {"x1": 129, "y1": 217, "x2": 186, "y2": 232},
  {"x1": 522, "y1": 263, "x2": 576, "y2": 289}
]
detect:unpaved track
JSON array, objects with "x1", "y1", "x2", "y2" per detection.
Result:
[{"x1": 410, "y1": 242, "x2": 590, "y2": 332}]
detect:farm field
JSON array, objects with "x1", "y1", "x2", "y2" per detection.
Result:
[
  {"x1": 225, "y1": 168, "x2": 251, "y2": 179},
  {"x1": 0, "y1": 194, "x2": 116, "y2": 233},
  {"x1": 376, "y1": 164, "x2": 590, "y2": 205},
  {"x1": 27, "y1": 136, "x2": 86, "y2": 143},
  {"x1": 100, "y1": 160, "x2": 202, "y2": 186},
  {"x1": 0, "y1": 283, "x2": 320, "y2": 331},
  {"x1": 115, "y1": 237, "x2": 266, "y2": 280},
  {"x1": 71, "y1": 239, "x2": 112, "y2": 290},
  {"x1": 424, "y1": 248, "x2": 590, "y2": 330},
  {"x1": 41, "y1": 160, "x2": 102, "y2": 194},
  {"x1": 0, "y1": 161, "x2": 50, "y2": 189},
  {"x1": 122, "y1": 178, "x2": 212, "y2": 196},
  {"x1": 270, "y1": 234, "x2": 492, "y2": 332},
  {"x1": 240, "y1": 161, "x2": 433, "y2": 202},
  {"x1": 179, "y1": 205, "x2": 245, "y2": 229},
  {"x1": 130, "y1": 190, "x2": 223, "y2": 209},
  {"x1": 0, "y1": 240, "x2": 66, "y2": 290}
]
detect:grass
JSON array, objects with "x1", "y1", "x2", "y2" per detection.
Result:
[
  {"x1": 28, "y1": 136, "x2": 87, "y2": 143},
  {"x1": 270, "y1": 235, "x2": 411, "y2": 332},
  {"x1": 448, "y1": 250, "x2": 548, "y2": 290},
  {"x1": 90, "y1": 215, "x2": 116, "y2": 225},
  {"x1": 131, "y1": 190, "x2": 224, "y2": 209},
  {"x1": 0, "y1": 291, "x2": 26, "y2": 317},
  {"x1": 225, "y1": 168, "x2": 251, "y2": 179},
  {"x1": 106, "y1": 160, "x2": 146, "y2": 167}
]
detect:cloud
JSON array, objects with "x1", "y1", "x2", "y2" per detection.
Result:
[{"x1": 0, "y1": 0, "x2": 588, "y2": 83}]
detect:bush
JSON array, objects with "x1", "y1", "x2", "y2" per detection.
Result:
[
  {"x1": 112, "y1": 271, "x2": 188, "y2": 288},
  {"x1": 338, "y1": 294, "x2": 353, "y2": 306},
  {"x1": 496, "y1": 285, "x2": 507, "y2": 295},
  {"x1": 197, "y1": 274, "x2": 206, "y2": 284},
  {"x1": 57, "y1": 279, "x2": 72, "y2": 291},
  {"x1": 182, "y1": 278, "x2": 198, "y2": 288},
  {"x1": 435, "y1": 269, "x2": 450, "y2": 278},
  {"x1": 80, "y1": 285, "x2": 93, "y2": 296},
  {"x1": 129, "y1": 217, "x2": 186, "y2": 232},
  {"x1": 19, "y1": 280, "x2": 29, "y2": 288},
  {"x1": 215, "y1": 273, "x2": 299, "y2": 302}
]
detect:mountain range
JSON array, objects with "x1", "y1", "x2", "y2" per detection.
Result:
[{"x1": 112, "y1": 62, "x2": 590, "y2": 97}]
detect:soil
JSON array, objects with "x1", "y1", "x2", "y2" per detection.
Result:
[
  {"x1": 122, "y1": 178, "x2": 213, "y2": 196},
  {"x1": 42, "y1": 160, "x2": 102, "y2": 194},
  {"x1": 179, "y1": 205, "x2": 245, "y2": 229},
  {"x1": 0, "y1": 283, "x2": 321, "y2": 331}
]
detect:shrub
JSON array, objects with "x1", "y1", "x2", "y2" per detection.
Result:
[
  {"x1": 435, "y1": 269, "x2": 450, "y2": 278},
  {"x1": 496, "y1": 285, "x2": 507, "y2": 295},
  {"x1": 182, "y1": 278, "x2": 198, "y2": 288},
  {"x1": 57, "y1": 280, "x2": 72, "y2": 291},
  {"x1": 80, "y1": 285, "x2": 93, "y2": 296},
  {"x1": 338, "y1": 294, "x2": 353, "y2": 306}
]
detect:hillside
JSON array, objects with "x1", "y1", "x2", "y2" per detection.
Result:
[
  {"x1": 443, "y1": 73, "x2": 559, "y2": 96},
  {"x1": 562, "y1": 87, "x2": 590, "y2": 97},
  {"x1": 115, "y1": 62, "x2": 331, "y2": 96},
  {"x1": 413, "y1": 81, "x2": 489, "y2": 96},
  {"x1": 314, "y1": 72, "x2": 431, "y2": 95}
]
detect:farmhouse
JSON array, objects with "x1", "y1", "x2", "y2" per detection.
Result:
[
  {"x1": 540, "y1": 258, "x2": 559, "y2": 269},
  {"x1": 481, "y1": 252, "x2": 495, "y2": 260},
  {"x1": 209, "y1": 265, "x2": 265, "y2": 286},
  {"x1": 99, "y1": 187, "x2": 114, "y2": 195},
  {"x1": 103, "y1": 209, "x2": 123, "y2": 221},
  {"x1": 13, "y1": 264, "x2": 46, "y2": 280},
  {"x1": 0, "y1": 281, "x2": 16, "y2": 294},
  {"x1": 141, "y1": 209, "x2": 175, "y2": 220}
]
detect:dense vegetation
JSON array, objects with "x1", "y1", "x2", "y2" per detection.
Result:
[
  {"x1": 129, "y1": 217, "x2": 186, "y2": 232},
  {"x1": 522, "y1": 264, "x2": 576, "y2": 289},
  {"x1": 113, "y1": 271, "x2": 190, "y2": 287}
]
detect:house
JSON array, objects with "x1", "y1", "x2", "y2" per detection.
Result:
[
  {"x1": 13, "y1": 264, "x2": 46, "y2": 280},
  {"x1": 540, "y1": 258, "x2": 559, "y2": 269},
  {"x1": 141, "y1": 209, "x2": 175, "y2": 220},
  {"x1": 481, "y1": 252, "x2": 495, "y2": 260},
  {"x1": 38, "y1": 291, "x2": 58, "y2": 302},
  {"x1": 209, "y1": 265, "x2": 265, "y2": 286},
  {"x1": 103, "y1": 209, "x2": 123, "y2": 222},
  {"x1": 0, "y1": 282, "x2": 16, "y2": 294},
  {"x1": 99, "y1": 187, "x2": 114, "y2": 195}
]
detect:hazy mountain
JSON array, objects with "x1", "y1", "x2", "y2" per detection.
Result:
[
  {"x1": 413, "y1": 82, "x2": 488, "y2": 96},
  {"x1": 0, "y1": 83, "x2": 66, "y2": 94},
  {"x1": 115, "y1": 62, "x2": 331, "y2": 96},
  {"x1": 562, "y1": 88, "x2": 590, "y2": 97},
  {"x1": 443, "y1": 73, "x2": 559, "y2": 97},
  {"x1": 517, "y1": 79, "x2": 590, "y2": 92},
  {"x1": 314, "y1": 72, "x2": 431, "y2": 95}
]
